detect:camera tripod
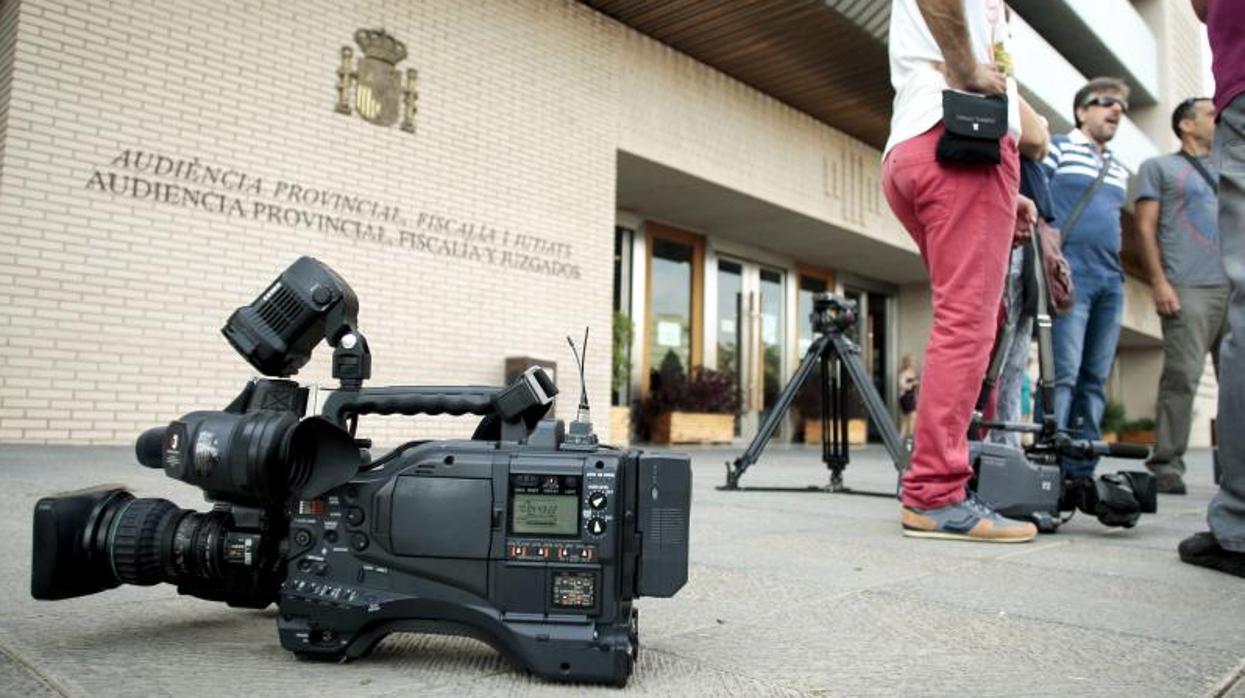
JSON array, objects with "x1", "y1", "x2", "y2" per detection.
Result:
[{"x1": 721, "y1": 293, "x2": 908, "y2": 494}]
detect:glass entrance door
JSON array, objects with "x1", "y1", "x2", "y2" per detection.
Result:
[
  {"x1": 715, "y1": 258, "x2": 785, "y2": 439},
  {"x1": 644, "y1": 225, "x2": 703, "y2": 398},
  {"x1": 843, "y1": 287, "x2": 893, "y2": 440}
]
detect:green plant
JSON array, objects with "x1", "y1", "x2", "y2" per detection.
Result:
[
  {"x1": 643, "y1": 366, "x2": 740, "y2": 415},
  {"x1": 1121, "y1": 417, "x2": 1156, "y2": 432},
  {"x1": 612, "y1": 312, "x2": 633, "y2": 396},
  {"x1": 1100, "y1": 401, "x2": 1126, "y2": 433},
  {"x1": 637, "y1": 365, "x2": 739, "y2": 440}
]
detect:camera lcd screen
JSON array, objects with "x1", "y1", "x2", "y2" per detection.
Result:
[
  {"x1": 509, "y1": 473, "x2": 581, "y2": 538},
  {"x1": 511, "y1": 494, "x2": 579, "y2": 536}
]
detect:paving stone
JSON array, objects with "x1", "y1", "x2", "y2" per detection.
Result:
[{"x1": 2, "y1": 444, "x2": 1243, "y2": 695}]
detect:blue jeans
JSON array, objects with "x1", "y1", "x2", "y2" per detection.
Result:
[
  {"x1": 1210, "y1": 93, "x2": 1245, "y2": 552},
  {"x1": 1052, "y1": 269, "x2": 1123, "y2": 477}
]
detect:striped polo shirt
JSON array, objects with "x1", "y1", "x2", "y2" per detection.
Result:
[{"x1": 1041, "y1": 129, "x2": 1130, "y2": 277}]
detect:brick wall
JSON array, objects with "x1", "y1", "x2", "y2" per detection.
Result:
[
  {"x1": 0, "y1": 0, "x2": 19, "y2": 186},
  {"x1": 0, "y1": 0, "x2": 619, "y2": 446}
]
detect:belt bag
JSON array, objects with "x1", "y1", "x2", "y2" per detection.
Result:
[{"x1": 936, "y1": 90, "x2": 1008, "y2": 165}]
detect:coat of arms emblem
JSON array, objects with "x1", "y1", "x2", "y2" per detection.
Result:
[{"x1": 335, "y1": 29, "x2": 418, "y2": 133}]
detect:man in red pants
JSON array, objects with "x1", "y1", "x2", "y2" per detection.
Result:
[{"x1": 882, "y1": 0, "x2": 1037, "y2": 542}]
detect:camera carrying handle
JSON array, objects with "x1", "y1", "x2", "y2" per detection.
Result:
[
  {"x1": 325, "y1": 386, "x2": 496, "y2": 423},
  {"x1": 976, "y1": 418, "x2": 1150, "y2": 460},
  {"x1": 321, "y1": 367, "x2": 557, "y2": 434}
]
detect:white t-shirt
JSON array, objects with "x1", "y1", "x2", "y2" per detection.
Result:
[{"x1": 883, "y1": 0, "x2": 1023, "y2": 158}]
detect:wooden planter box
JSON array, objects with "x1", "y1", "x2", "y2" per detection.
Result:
[
  {"x1": 804, "y1": 418, "x2": 868, "y2": 445},
  {"x1": 652, "y1": 411, "x2": 733, "y2": 445},
  {"x1": 1118, "y1": 429, "x2": 1156, "y2": 445},
  {"x1": 609, "y1": 406, "x2": 631, "y2": 447}
]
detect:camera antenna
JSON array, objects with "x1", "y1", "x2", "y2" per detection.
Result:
[
  {"x1": 567, "y1": 327, "x2": 591, "y2": 420},
  {"x1": 563, "y1": 327, "x2": 598, "y2": 449}
]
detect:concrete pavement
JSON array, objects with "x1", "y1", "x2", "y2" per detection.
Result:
[{"x1": 1, "y1": 443, "x2": 1243, "y2": 696}]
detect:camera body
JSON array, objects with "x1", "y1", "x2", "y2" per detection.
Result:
[
  {"x1": 970, "y1": 440, "x2": 1157, "y2": 531},
  {"x1": 30, "y1": 257, "x2": 691, "y2": 687},
  {"x1": 279, "y1": 425, "x2": 689, "y2": 684},
  {"x1": 811, "y1": 292, "x2": 857, "y2": 335}
]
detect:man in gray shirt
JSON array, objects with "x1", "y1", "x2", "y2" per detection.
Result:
[{"x1": 1135, "y1": 96, "x2": 1228, "y2": 494}]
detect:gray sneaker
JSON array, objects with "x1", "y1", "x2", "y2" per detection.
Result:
[{"x1": 901, "y1": 492, "x2": 1038, "y2": 543}]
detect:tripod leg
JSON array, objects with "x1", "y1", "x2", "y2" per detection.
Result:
[
  {"x1": 828, "y1": 331, "x2": 909, "y2": 473},
  {"x1": 725, "y1": 334, "x2": 831, "y2": 488},
  {"x1": 1027, "y1": 235, "x2": 1058, "y2": 436},
  {"x1": 826, "y1": 349, "x2": 848, "y2": 491},
  {"x1": 975, "y1": 306, "x2": 1013, "y2": 426}
]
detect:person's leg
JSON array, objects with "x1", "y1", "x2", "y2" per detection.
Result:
[
  {"x1": 1051, "y1": 276, "x2": 1091, "y2": 434},
  {"x1": 882, "y1": 130, "x2": 1019, "y2": 509},
  {"x1": 1150, "y1": 286, "x2": 1219, "y2": 481},
  {"x1": 1062, "y1": 273, "x2": 1123, "y2": 478},
  {"x1": 1206, "y1": 96, "x2": 1245, "y2": 556},
  {"x1": 1209, "y1": 285, "x2": 1228, "y2": 380},
  {"x1": 988, "y1": 252, "x2": 1031, "y2": 448}
]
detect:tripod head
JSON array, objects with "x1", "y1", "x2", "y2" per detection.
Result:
[{"x1": 811, "y1": 293, "x2": 857, "y2": 335}]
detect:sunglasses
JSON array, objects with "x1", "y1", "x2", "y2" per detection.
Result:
[{"x1": 1082, "y1": 95, "x2": 1129, "y2": 112}]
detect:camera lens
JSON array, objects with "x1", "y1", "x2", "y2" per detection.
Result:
[
  {"x1": 32, "y1": 487, "x2": 131, "y2": 600},
  {"x1": 109, "y1": 497, "x2": 183, "y2": 586},
  {"x1": 165, "y1": 509, "x2": 236, "y2": 582},
  {"x1": 31, "y1": 486, "x2": 258, "y2": 600},
  {"x1": 112, "y1": 502, "x2": 245, "y2": 586}
]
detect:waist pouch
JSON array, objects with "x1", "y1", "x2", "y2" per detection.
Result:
[{"x1": 936, "y1": 90, "x2": 1008, "y2": 165}]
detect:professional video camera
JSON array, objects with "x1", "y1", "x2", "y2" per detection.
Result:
[
  {"x1": 969, "y1": 233, "x2": 1156, "y2": 531},
  {"x1": 30, "y1": 257, "x2": 691, "y2": 686}
]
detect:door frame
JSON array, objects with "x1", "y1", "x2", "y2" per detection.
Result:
[
  {"x1": 839, "y1": 274, "x2": 899, "y2": 423},
  {"x1": 711, "y1": 252, "x2": 789, "y2": 438},
  {"x1": 794, "y1": 263, "x2": 836, "y2": 363},
  {"x1": 641, "y1": 222, "x2": 705, "y2": 397}
]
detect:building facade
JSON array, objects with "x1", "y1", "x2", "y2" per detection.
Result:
[{"x1": 0, "y1": 0, "x2": 1210, "y2": 449}]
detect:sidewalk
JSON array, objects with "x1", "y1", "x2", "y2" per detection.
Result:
[{"x1": 1, "y1": 443, "x2": 1243, "y2": 696}]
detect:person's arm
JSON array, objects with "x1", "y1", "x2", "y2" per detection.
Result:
[
  {"x1": 917, "y1": 0, "x2": 1007, "y2": 95},
  {"x1": 1014, "y1": 194, "x2": 1037, "y2": 245},
  {"x1": 1041, "y1": 138, "x2": 1060, "y2": 178},
  {"x1": 1133, "y1": 159, "x2": 1180, "y2": 316},
  {"x1": 1135, "y1": 199, "x2": 1181, "y2": 316},
  {"x1": 1018, "y1": 95, "x2": 1049, "y2": 161}
]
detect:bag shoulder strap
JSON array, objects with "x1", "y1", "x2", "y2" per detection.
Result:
[
  {"x1": 1178, "y1": 150, "x2": 1218, "y2": 194},
  {"x1": 1060, "y1": 151, "x2": 1112, "y2": 243}
]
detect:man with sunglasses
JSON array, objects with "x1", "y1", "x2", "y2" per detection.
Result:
[
  {"x1": 1041, "y1": 77, "x2": 1132, "y2": 484},
  {"x1": 1134, "y1": 97, "x2": 1226, "y2": 495}
]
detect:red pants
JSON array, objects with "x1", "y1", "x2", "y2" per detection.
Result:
[{"x1": 882, "y1": 126, "x2": 1019, "y2": 510}]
